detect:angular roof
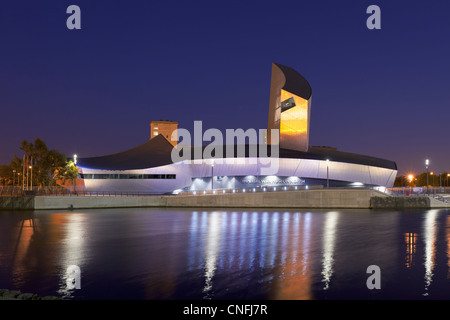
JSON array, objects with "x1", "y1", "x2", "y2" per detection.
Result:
[
  {"x1": 77, "y1": 134, "x2": 174, "y2": 170},
  {"x1": 77, "y1": 138, "x2": 397, "y2": 171},
  {"x1": 274, "y1": 63, "x2": 312, "y2": 100}
]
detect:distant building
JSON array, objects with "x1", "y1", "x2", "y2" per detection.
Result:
[
  {"x1": 76, "y1": 63, "x2": 397, "y2": 194},
  {"x1": 150, "y1": 120, "x2": 178, "y2": 147}
]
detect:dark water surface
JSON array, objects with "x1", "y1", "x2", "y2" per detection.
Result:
[{"x1": 0, "y1": 208, "x2": 449, "y2": 300}]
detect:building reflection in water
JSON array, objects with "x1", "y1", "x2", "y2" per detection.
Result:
[
  {"x1": 188, "y1": 211, "x2": 199, "y2": 271},
  {"x1": 272, "y1": 211, "x2": 312, "y2": 299},
  {"x1": 280, "y1": 212, "x2": 291, "y2": 266},
  {"x1": 202, "y1": 211, "x2": 221, "y2": 298},
  {"x1": 302, "y1": 212, "x2": 311, "y2": 275},
  {"x1": 250, "y1": 211, "x2": 258, "y2": 271},
  {"x1": 11, "y1": 217, "x2": 38, "y2": 288},
  {"x1": 259, "y1": 211, "x2": 269, "y2": 269},
  {"x1": 423, "y1": 210, "x2": 438, "y2": 296},
  {"x1": 447, "y1": 215, "x2": 450, "y2": 280},
  {"x1": 229, "y1": 211, "x2": 238, "y2": 267},
  {"x1": 321, "y1": 212, "x2": 339, "y2": 290},
  {"x1": 238, "y1": 211, "x2": 248, "y2": 269},
  {"x1": 57, "y1": 213, "x2": 88, "y2": 298},
  {"x1": 405, "y1": 232, "x2": 418, "y2": 268},
  {"x1": 5, "y1": 209, "x2": 450, "y2": 299},
  {"x1": 187, "y1": 209, "x2": 342, "y2": 299}
]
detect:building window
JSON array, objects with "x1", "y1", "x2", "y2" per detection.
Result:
[{"x1": 79, "y1": 174, "x2": 176, "y2": 180}]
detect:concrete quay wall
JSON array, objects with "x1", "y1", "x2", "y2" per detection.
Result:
[
  {"x1": 0, "y1": 196, "x2": 35, "y2": 210},
  {"x1": 34, "y1": 195, "x2": 167, "y2": 210},
  {"x1": 1, "y1": 189, "x2": 395, "y2": 210},
  {"x1": 166, "y1": 189, "x2": 387, "y2": 209},
  {"x1": 370, "y1": 196, "x2": 431, "y2": 209}
]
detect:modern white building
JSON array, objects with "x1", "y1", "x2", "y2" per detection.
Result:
[{"x1": 76, "y1": 63, "x2": 397, "y2": 194}]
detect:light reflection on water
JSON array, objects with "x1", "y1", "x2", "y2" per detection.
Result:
[
  {"x1": 0, "y1": 208, "x2": 449, "y2": 299},
  {"x1": 423, "y1": 210, "x2": 438, "y2": 296},
  {"x1": 321, "y1": 211, "x2": 339, "y2": 290},
  {"x1": 57, "y1": 213, "x2": 88, "y2": 299},
  {"x1": 202, "y1": 211, "x2": 220, "y2": 298},
  {"x1": 447, "y1": 215, "x2": 450, "y2": 280}
]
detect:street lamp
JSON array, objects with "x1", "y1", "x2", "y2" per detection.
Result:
[
  {"x1": 425, "y1": 159, "x2": 429, "y2": 194},
  {"x1": 73, "y1": 154, "x2": 78, "y2": 194},
  {"x1": 211, "y1": 161, "x2": 214, "y2": 190},
  {"x1": 29, "y1": 165, "x2": 32, "y2": 190},
  {"x1": 326, "y1": 159, "x2": 330, "y2": 188},
  {"x1": 26, "y1": 163, "x2": 29, "y2": 191},
  {"x1": 408, "y1": 174, "x2": 414, "y2": 194},
  {"x1": 12, "y1": 170, "x2": 16, "y2": 186}
]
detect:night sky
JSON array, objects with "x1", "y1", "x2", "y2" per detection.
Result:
[{"x1": 1, "y1": 0, "x2": 449, "y2": 175}]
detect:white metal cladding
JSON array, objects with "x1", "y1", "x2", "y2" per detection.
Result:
[
  {"x1": 79, "y1": 157, "x2": 397, "y2": 193},
  {"x1": 183, "y1": 158, "x2": 396, "y2": 187},
  {"x1": 79, "y1": 163, "x2": 192, "y2": 193}
]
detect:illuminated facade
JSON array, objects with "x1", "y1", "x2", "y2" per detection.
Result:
[
  {"x1": 267, "y1": 63, "x2": 312, "y2": 152},
  {"x1": 76, "y1": 63, "x2": 397, "y2": 194}
]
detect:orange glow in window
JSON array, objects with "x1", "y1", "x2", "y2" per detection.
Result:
[{"x1": 279, "y1": 90, "x2": 309, "y2": 151}]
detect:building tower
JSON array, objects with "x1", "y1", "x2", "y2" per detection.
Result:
[
  {"x1": 267, "y1": 63, "x2": 312, "y2": 152},
  {"x1": 150, "y1": 120, "x2": 178, "y2": 147}
]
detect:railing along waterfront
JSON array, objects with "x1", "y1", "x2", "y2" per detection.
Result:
[
  {"x1": 387, "y1": 187, "x2": 450, "y2": 196},
  {"x1": 3, "y1": 185, "x2": 446, "y2": 199},
  {"x1": 0, "y1": 184, "x2": 343, "y2": 197},
  {"x1": 0, "y1": 185, "x2": 324, "y2": 197},
  {"x1": 0, "y1": 186, "x2": 161, "y2": 197},
  {"x1": 386, "y1": 187, "x2": 450, "y2": 204}
]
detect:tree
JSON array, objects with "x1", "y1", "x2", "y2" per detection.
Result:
[
  {"x1": 10, "y1": 137, "x2": 74, "y2": 187},
  {"x1": 397, "y1": 171, "x2": 449, "y2": 188},
  {"x1": 0, "y1": 164, "x2": 13, "y2": 185},
  {"x1": 56, "y1": 160, "x2": 80, "y2": 185},
  {"x1": 415, "y1": 172, "x2": 427, "y2": 187},
  {"x1": 394, "y1": 175, "x2": 408, "y2": 187}
]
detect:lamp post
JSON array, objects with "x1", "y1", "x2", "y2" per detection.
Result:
[
  {"x1": 408, "y1": 174, "x2": 414, "y2": 194},
  {"x1": 326, "y1": 159, "x2": 330, "y2": 188},
  {"x1": 211, "y1": 161, "x2": 214, "y2": 190},
  {"x1": 26, "y1": 162, "x2": 29, "y2": 191},
  {"x1": 425, "y1": 159, "x2": 429, "y2": 194},
  {"x1": 29, "y1": 165, "x2": 32, "y2": 191},
  {"x1": 73, "y1": 154, "x2": 78, "y2": 193},
  {"x1": 12, "y1": 170, "x2": 16, "y2": 186},
  {"x1": 447, "y1": 173, "x2": 450, "y2": 190},
  {"x1": 22, "y1": 155, "x2": 25, "y2": 191}
]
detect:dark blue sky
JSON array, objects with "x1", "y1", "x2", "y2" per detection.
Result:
[{"x1": 1, "y1": 0, "x2": 449, "y2": 175}]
